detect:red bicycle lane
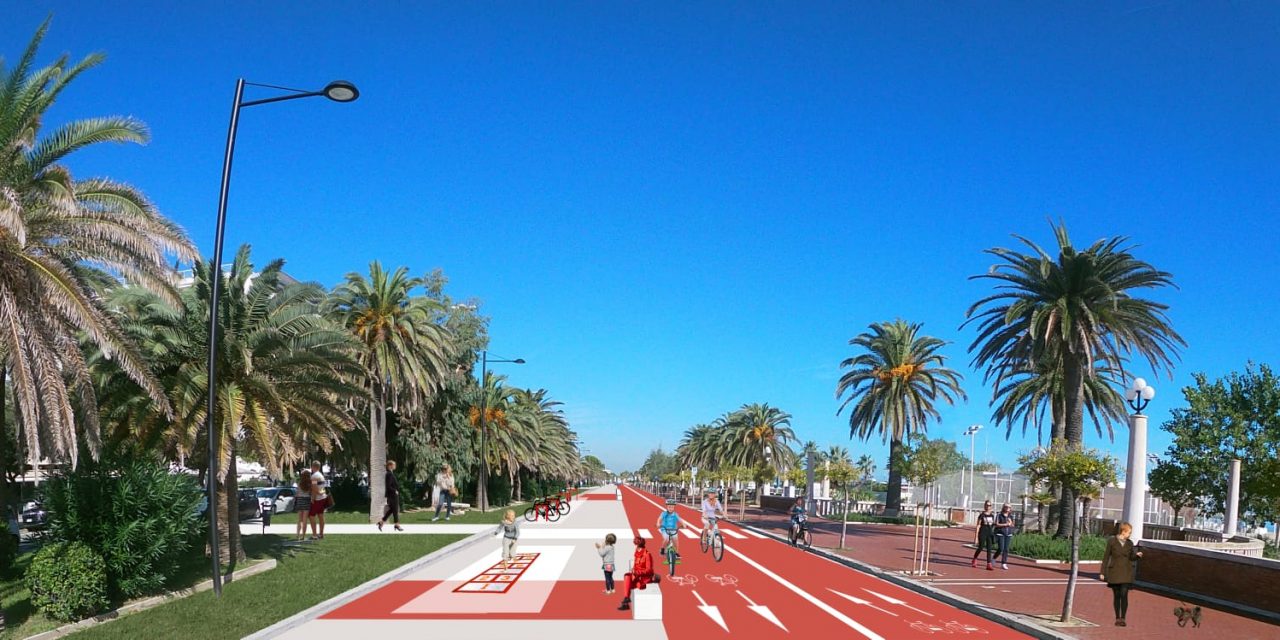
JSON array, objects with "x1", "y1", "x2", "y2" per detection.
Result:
[{"x1": 620, "y1": 485, "x2": 1034, "y2": 640}]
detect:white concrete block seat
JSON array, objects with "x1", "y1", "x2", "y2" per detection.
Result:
[{"x1": 632, "y1": 581, "x2": 662, "y2": 620}]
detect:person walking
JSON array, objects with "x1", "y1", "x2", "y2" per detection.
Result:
[
  {"x1": 432, "y1": 463, "x2": 456, "y2": 522},
  {"x1": 595, "y1": 533, "x2": 617, "y2": 594},
  {"x1": 293, "y1": 469, "x2": 313, "y2": 541},
  {"x1": 1101, "y1": 522, "x2": 1144, "y2": 627},
  {"x1": 377, "y1": 460, "x2": 403, "y2": 532},
  {"x1": 494, "y1": 509, "x2": 520, "y2": 560},
  {"x1": 971, "y1": 500, "x2": 997, "y2": 570},
  {"x1": 309, "y1": 461, "x2": 329, "y2": 540},
  {"x1": 995, "y1": 503, "x2": 1016, "y2": 569}
]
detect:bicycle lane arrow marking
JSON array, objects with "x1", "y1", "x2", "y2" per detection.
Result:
[
  {"x1": 827, "y1": 589, "x2": 898, "y2": 616},
  {"x1": 736, "y1": 591, "x2": 788, "y2": 631},
  {"x1": 692, "y1": 590, "x2": 729, "y2": 632},
  {"x1": 861, "y1": 589, "x2": 934, "y2": 617}
]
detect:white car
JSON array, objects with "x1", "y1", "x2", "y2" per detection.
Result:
[{"x1": 256, "y1": 487, "x2": 297, "y2": 514}]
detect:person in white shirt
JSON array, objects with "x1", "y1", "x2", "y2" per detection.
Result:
[
  {"x1": 701, "y1": 490, "x2": 726, "y2": 533},
  {"x1": 309, "y1": 461, "x2": 328, "y2": 539},
  {"x1": 432, "y1": 464, "x2": 456, "y2": 521}
]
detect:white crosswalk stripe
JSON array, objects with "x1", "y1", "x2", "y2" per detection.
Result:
[
  {"x1": 680, "y1": 528, "x2": 699, "y2": 539},
  {"x1": 723, "y1": 529, "x2": 748, "y2": 539},
  {"x1": 637, "y1": 528, "x2": 653, "y2": 539},
  {"x1": 744, "y1": 529, "x2": 768, "y2": 539}
]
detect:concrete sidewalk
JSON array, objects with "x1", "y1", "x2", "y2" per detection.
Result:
[{"x1": 739, "y1": 507, "x2": 1279, "y2": 639}]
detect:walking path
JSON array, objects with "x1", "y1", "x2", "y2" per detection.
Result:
[
  {"x1": 738, "y1": 506, "x2": 1279, "y2": 640},
  {"x1": 250, "y1": 485, "x2": 1036, "y2": 640}
]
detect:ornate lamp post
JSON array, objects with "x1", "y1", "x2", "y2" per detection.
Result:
[
  {"x1": 1122, "y1": 378, "x2": 1156, "y2": 541},
  {"x1": 962, "y1": 424, "x2": 982, "y2": 509}
]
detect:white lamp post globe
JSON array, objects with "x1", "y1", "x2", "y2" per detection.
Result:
[{"x1": 1141, "y1": 386, "x2": 1156, "y2": 401}]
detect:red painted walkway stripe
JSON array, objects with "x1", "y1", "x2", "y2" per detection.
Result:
[{"x1": 323, "y1": 580, "x2": 632, "y2": 620}]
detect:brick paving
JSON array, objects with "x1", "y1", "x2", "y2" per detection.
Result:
[{"x1": 739, "y1": 507, "x2": 1279, "y2": 640}]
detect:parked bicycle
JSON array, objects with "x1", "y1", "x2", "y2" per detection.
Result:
[
  {"x1": 700, "y1": 515, "x2": 725, "y2": 561},
  {"x1": 789, "y1": 513, "x2": 813, "y2": 548},
  {"x1": 523, "y1": 496, "x2": 562, "y2": 522}
]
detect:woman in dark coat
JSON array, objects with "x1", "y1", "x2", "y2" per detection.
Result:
[
  {"x1": 971, "y1": 501, "x2": 997, "y2": 570},
  {"x1": 377, "y1": 460, "x2": 403, "y2": 532},
  {"x1": 1100, "y1": 521, "x2": 1144, "y2": 626}
]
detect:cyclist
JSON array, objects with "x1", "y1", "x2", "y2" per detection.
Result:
[
  {"x1": 701, "y1": 489, "x2": 726, "y2": 534},
  {"x1": 789, "y1": 496, "x2": 807, "y2": 539},
  {"x1": 657, "y1": 498, "x2": 682, "y2": 558}
]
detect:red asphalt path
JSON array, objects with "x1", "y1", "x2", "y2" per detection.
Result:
[{"x1": 619, "y1": 485, "x2": 1033, "y2": 640}]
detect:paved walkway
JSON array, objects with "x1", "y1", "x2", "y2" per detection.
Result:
[
  {"x1": 738, "y1": 506, "x2": 1279, "y2": 639},
  {"x1": 251, "y1": 485, "x2": 1035, "y2": 640}
]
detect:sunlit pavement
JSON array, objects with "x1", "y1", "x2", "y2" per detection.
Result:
[{"x1": 249, "y1": 484, "x2": 1036, "y2": 640}]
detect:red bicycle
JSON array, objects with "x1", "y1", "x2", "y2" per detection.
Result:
[{"x1": 523, "y1": 496, "x2": 562, "y2": 522}]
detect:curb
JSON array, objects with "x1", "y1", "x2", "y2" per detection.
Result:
[
  {"x1": 959, "y1": 543, "x2": 1101, "y2": 565},
  {"x1": 733, "y1": 521, "x2": 1078, "y2": 640},
  {"x1": 243, "y1": 529, "x2": 492, "y2": 640},
  {"x1": 24, "y1": 559, "x2": 278, "y2": 640}
]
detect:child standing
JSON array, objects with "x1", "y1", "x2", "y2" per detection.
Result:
[
  {"x1": 595, "y1": 533, "x2": 617, "y2": 594},
  {"x1": 495, "y1": 509, "x2": 520, "y2": 560}
]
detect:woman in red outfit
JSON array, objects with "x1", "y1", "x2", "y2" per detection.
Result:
[{"x1": 618, "y1": 536, "x2": 656, "y2": 610}]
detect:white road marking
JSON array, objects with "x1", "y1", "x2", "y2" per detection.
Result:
[
  {"x1": 628, "y1": 487, "x2": 884, "y2": 640},
  {"x1": 680, "y1": 528, "x2": 699, "y2": 539},
  {"x1": 637, "y1": 528, "x2": 653, "y2": 539},
  {"x1": 722, "y1": 529, "x2": 748, "y2": 539},
  {"x1": 744, "y1": 529, "x2": 768, "y2": 539},
  {"x1": 692, "y1": 590, "x2": 729, "y2": 632},
  {"x1": 828, "y1": 589, "x2": 898, "y2": 616},
  {"x1": 737, "y1": 590, "x2": 789, "y2": 631},
  {"x1": 862, "y1": 589, "x2": 934, "y2": 617}
]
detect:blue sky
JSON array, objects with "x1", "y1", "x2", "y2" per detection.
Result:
[{"x1": 6, "y1": 3, "x2": 1280, "y2": 475}]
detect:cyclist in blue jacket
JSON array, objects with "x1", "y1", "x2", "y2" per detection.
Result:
[{"x1": 657, "y1": 498, "x2": 682, "y2": 558}]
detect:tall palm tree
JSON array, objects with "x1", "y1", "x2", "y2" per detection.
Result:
[
  {"x1": 966, "y1": 221, "x2": 1182, "y2": 536},
  {"x1": 836, "y1": 319, "x2": 965, "y2": 516},
  {"x1": 726, "y1": 403, "x2": 797, "y2": 474},
  {"x1": 677, "y1": 423, "x2": 718, "y2": 473},
  {"x1": 0, "y1": 21, "x2": 196, "y2": 471},
  {"x1": 327, "y1": 263, "x2": 451, "y2": 523},
  {"x1": 855, "y1": 454, "x2": 877, "y2": 484},
  {"x1": 469, "y1": 372, "x2": 534, "y2": 509},
  {"x1": 94, "y1": 246, "x2": 363, "y2": 567},
  {"x1": 515, "y1": 388, "x2": 579, "y2": 499}
]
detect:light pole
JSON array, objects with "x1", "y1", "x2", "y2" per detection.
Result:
[
  {"x1": 204, "y1": 79, "x2": 358, "y2": 597},
  {"x1": 477, "y1": 350, "x2": 524, "y2": 512},
  {"x1": 963, "y1": 424, "x2": 982, "y2": 509},
  {"x1": 1122, "y1": 378, "x2": 1156, "y2": 542}
]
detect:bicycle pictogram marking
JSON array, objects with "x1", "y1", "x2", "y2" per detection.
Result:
[
  {"x1": 667, "y1": 574, "x2": 699, "y2": 587},
  {"x1": 703, "y1": 573, "x2": 739, "y2": 587}
]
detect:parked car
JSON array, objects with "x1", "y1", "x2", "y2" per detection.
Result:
[
  {"x1": 256, "y1": 487, "x2": 297, "y2": 515},
  {"x1": 237, "y1": 489, "x2": 261, "y2": 520},
  {"x1": 20, "y1": 501, "x2": 47, "y2": 531}
]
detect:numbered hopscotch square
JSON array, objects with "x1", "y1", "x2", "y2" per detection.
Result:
[
  {"x1": 471, "y1": 575, "x2": 495, "y2": 582},
  {"x1": 455, "y1": 583, "x2": 488, "y2": 592},
  {"x1": 479, "y1": 583, "x2": 510, "y2": 592},
  {"x1": 494, "y1": 575, "x2": 517, "y2": 582}
]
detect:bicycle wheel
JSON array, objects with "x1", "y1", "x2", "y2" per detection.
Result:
[
  {"x1": 556, "y1": 499, "x2": 570, "y2": 516},
  {"x1": 546, "y1": 506, "x2": 561, "y2": 522},
  {"x1": 711, "y1": 533, "x2": 724, "y2": 561},
  {"x1": 524, "y1": 507, "x2": 537, "y2": 522},
  {"x1": 801, "y1": 528, "x2": 813, "y2": 549},
  {"x1": 700, "y1": 530, "x2": 711, "y2": 553},
  {"x1": 667, "y1": 546, "x2": 678, "y2": 576}
]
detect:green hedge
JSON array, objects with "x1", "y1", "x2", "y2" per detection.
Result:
[
  {"x1": 836, "y1": 513, "x2": 953, "y2": 526},
  {"x1": 26, "y1": 541, "x2": 110, "y2": 622},
  {"x1": 1007, "y1": 533, "x2": 1106, "y2": 561}
]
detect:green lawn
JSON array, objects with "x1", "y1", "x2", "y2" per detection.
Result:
[
  {"x1": 49, "y1": 534, "x2": 462, "y2": 640},
  {"x1": 322, "y1": 501, "x2": 533, "y2": 525}
]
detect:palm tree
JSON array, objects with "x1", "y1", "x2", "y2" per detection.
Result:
[
  {"x1": 94, "y1": 246, "x2": 362, "y2": 568},
  {"x1": 967, "y1": 221, "x2": 1183, "y2": 536},
  {"x1": 677, "y1": 423, "x2": 719, "y2": 474},
  {"x1": 0, "y1": 21, "x2": 196, "y2": 472},
  {"x1": 855, "y1": 454, "x2": 877, "y2": 485},
  {"x1": 837, "y1": 320, "x2": 965, "y2": 516},
  {"x1": 469, "y1": 372, "x2": 534, "y2": 509},
  {"x1": 516, "y1": 388, "x2": 580, "y2": 499},
  {"x1": 725, "y1": 403, "x2": 796, "y2": 475},
  {"x1": 327, "y1": 263, "x2": 451, "y2": 523}
]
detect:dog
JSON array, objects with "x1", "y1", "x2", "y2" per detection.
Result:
[{"x1": 1173, "y1": 604, "x2": 1202, "y2": 628}]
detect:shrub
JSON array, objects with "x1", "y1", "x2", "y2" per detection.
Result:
[
  {"x1": 41, "y1": 454, "x2": 203, "y2": 599},
  {"x1": 1007, "y1": 532, "x2": 1106, "y2": 562},
  {"x1": 26, "y1": 541, "x2": 109, "y2": 622}
]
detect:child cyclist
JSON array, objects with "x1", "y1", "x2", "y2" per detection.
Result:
[
  {"x1": 657, "y1": 498, "x2": 682, "y2": 558},
  {"x1": 789, "y1": 496, "x2": 807, "y2": 538},
  {"x1": 701, "y1": 489, "x2": 726, "y2": 534}
]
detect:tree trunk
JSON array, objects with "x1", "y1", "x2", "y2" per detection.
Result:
[
  {"x1": 1061, "y1": 499, "x2": 1081, "y2": 623},
  {"x1": 840, "y1": 481, "x2": 849, "y2": 549},
  {"x1": 1054, "y1": 356, "x2": 1087, "y2": 539},
  {"x1": 477, "y1": 455, "x2": 489, "y2": 512},
  {"x1": 885, "y1": 436, "x2": 904, "y2": 517},
  {"x1": 218, "y1": 450, "x2": 246, "y2": 573},
  {"x1": 515, "y1": 472, "x2": 522, "y2": 502},
  {"x1": 369, "y1": 387, "x2": 387, "y2": 524},
  {"x1": 0, "y1": 364, "x2": 7, "y2": 634}
]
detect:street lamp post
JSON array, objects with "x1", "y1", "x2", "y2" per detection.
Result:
[
  {"x1": 963, "y1": 425, "x2": 982, "y2": 509},
  {"x1": 1122, "y1": 378, "x2": 1156, "y2": 542},
  {"x1": 204, "y1": 79, "x2": 358, "y2": 597},
  {"x1": 477, "y1": 350, "x2": 524, "y2": 512}
]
